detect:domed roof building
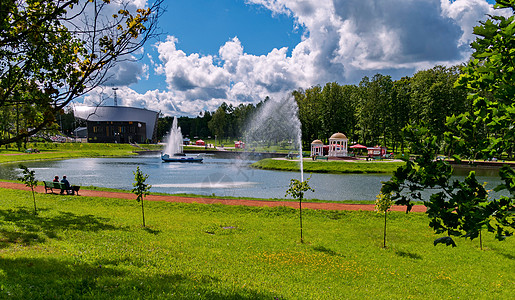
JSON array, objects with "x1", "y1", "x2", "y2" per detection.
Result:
[
  {"x1": 310, "y1": 139, "x2": 324, "y2": 157},
  {"x1": 330, "y1": 132, "x2": 347, "y2": 140},
  {"x1": 329, "y1": 132, "x2": 348, "y2": 157}
]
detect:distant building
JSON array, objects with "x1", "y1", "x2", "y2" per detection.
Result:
[
  {"x1": 310, "y1": 139, "x2": 324, "y2": 156},
  {"x1": 72, "y1": 127, "x2": 88, "y2": 138},
  {"x1": 310, "y1": 132, "x2": 348, "y2": 158},
  {"x1": 74, "y1": 106, "x2": 159, "y2": 143},
  {"x1": 367, "y1": 146, "x2": 387, "y2": 158},
  {"x1": 328, "y1": 132, "x2": 348, "y2": 157}
]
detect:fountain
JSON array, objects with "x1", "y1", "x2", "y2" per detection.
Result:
[
  {"x1": 244, "y1": 94, "x2": 303, "y2": 181},
  {"x1": 162, "y1": 116, "x2": 203, "y2": 162},
  {"x1": 163, "y1": 116, "x2": 183, "y2": 156}
]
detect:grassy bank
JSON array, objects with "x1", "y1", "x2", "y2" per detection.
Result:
[
  {"x1": 0, "y1": 143, "x2": 162, "y2": 164},
  {"x1": 251, "y1": 158, "x2": 405, "y2": 174},
  {"x1": 1, "y1": 188, "x2": 513, "y2": 299}
]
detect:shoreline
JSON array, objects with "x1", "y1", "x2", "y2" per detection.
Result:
[{"x1": 0, "y1": 180, "x2": 426, "y2": 212}]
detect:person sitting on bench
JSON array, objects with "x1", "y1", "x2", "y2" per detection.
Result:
[
  {"x1": 53, "y1": 176, "x2": 59, "y2": 182},
  {"x1": 61, "y1": 175, "x2": 71, "y2": 195}
]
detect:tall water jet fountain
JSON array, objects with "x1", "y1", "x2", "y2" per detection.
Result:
[
  {"x1": 245, "y1": 94, "x2": 307, "y2": 243},
  {"x1": 161, "y1": 117, "x2": 203, "y2": 162},
  {"x1": 245, "y1": 94, "x2": 303, "y2": 181},
  {"x1": 163, "y1": 116, "x2": 183, "y2": 156}
]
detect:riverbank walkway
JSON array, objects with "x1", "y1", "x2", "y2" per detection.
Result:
[{"x1": 0, "y1": 181, "x2": 426, "y2": 212}]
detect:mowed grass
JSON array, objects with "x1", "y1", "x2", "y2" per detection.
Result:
[
  {"x1": 1, "y1": 188, "x2": 514, "y2": 299},
  {"x1": 0, "y1": 143, "x2": 162, "y2": 164},
  {"x1": 252, "y1": 158, "x2": 405, "y2": 174}
]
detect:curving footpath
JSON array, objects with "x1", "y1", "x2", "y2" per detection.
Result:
[{"x1": 0, "y1": 181, "x2": 426, "y2": 213}]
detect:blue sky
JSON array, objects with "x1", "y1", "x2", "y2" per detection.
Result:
[
  {"x1": 163, "y1": 0, "x2": 303, "y2": 56},
  {"x1": 83, "y1": 0, "x2": 504, "y2": 117},
  {"x1": 129, "y1": 0, "x2": 304, "y2": 94}
]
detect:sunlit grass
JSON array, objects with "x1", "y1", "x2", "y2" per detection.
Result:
[
  {"x1": 0, "y1": 143, "x2": 161, "y2": 164},
  {"x1": 252, "y1": 158, "x2": 405, "y2": 174},
  {"x1": 1, "y1": 188, "x2": 513, "y2": 299}
]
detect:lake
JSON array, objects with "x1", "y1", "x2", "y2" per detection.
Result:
[{"x1": 0, "y1": 154, "x2": 507, "y2": 201}]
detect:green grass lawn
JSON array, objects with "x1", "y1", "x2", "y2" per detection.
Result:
[
  {"x1": 252, "y1": 158, "x2": 405, "y2": 174},
  {"x1": 1, "y1": 188, "x2": 513, "y2": 299},
  {"x1": 0, "y1": 143, "x2": 161, "y2": 164}
]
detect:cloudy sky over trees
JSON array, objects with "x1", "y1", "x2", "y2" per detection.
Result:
[{"x1": 81, "y1": 0, "x2": 501, "y2": 117}]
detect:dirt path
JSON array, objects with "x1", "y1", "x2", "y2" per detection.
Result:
[{"x1": 0, "y1": 181, "x2": 426, "y2": 213}]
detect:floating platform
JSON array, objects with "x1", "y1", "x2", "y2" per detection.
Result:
[{"x1": 161, "y1": 154, "x2": 203, "y2": 163}]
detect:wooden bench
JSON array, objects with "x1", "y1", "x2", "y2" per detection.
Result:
[{"x1": 43, "y1": 181, "x2": 80, "y2": 195}]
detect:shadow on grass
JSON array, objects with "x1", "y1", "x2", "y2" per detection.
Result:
[
  {"x1": 489, "y1": 245, "x2": 515, "y2": 260},
  {"x1": 0, "y1": 208, "x2": 125, "y2": 248},
  {"x1": 143, "y1": 226, "x2": 161, "y2": 235},
  {"x1": 320, "y1": 210, "x2": 346, "y2": 220},
  {"x1": 313, "y1": 245, "x2": 343, "y2": 257},
  {"x1": 395, "y1": 250, "x2": 422, "y2": 260},
  {"x1": 0, "y1": 257, "x2": 279, "y2": 299}
]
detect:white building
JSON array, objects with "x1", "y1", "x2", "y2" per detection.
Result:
[
  {"x1": 328, "y1": 132, "x2": 348, "y2": 157},
  {"x1": 310, "y1": 139, "x2": 324, "y2": 157}
]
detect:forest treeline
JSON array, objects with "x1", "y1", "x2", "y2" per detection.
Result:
[{"x1": 158, "y1": 65, "x2": 477, "y2": 154}]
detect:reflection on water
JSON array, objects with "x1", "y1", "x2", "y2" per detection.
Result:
[
  {"x1": 452, "y1": 165, "x2": 503, "y2": 177},
  {"x1": 0, "y1": 155, "x2": 508, "y2": 201}
]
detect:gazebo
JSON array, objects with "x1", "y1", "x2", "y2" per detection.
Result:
[
  {"x1": 310, "y1": 140, "x2": 324, "y2": 157},
  {"x1": 329, "y1": 132, "x2": 348, "y2": 157}
]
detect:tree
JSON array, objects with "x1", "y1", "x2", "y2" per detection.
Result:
[
  {"x1": 382, "y1": 124, "x2": 514, "y2": 247},
  {"x1": 208, "y1": 104, "x2": 228, "y2": 143},
  {"x1": 388, "y1": 77, "x2": 411, "y2": 152},
  {"x1": 285, "y1": 176, "x2": 314, "y2": 243},
  {"x1": 319, "y1": 83, "x2": 358, "y2": 143},
  {"x1": 409, "y1": 66, "x2": 467, "y2": 145},
  {"x1": 381, "y1": 2, "x2": 514, "y2": 247},
  {"x1": 132, "y1": 166, "x2": 151, "y2": 227},
  {"x1": 355, "y1": 75, "x2": 393, "y2": 146},
  {"x1": 375, "y1": 192, "x2": 393, "y2": 248},
  {"x1": 232, "y1": 103, "x2": 256, "y2": 138},
  {"x1": 0, "y1": 0, "x2": 163, "y2": 146},
  {"x1": 295, "y1": 86, "x2": 324, "y2": 148},
  {"x1": 18, "y1": 164, "x2": 38, "y2": 215},
  {"x1": 452, "y1": 1, "x2": 515, "y2": 159}
]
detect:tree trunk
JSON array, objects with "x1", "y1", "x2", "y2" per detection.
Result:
[
  {"x1": 299, "y1": 194, "x2": 303, "y2": 243},
  {"x1": 141, "y1": 197, "x2": 146, "y2": 227},
  {"x1": 479, "y1": 230, "x2": 482, "y2": 250},
  {"x1": 383, "y1": 212, "x2": 387, "y2": 248},
  {"x1": 32, "y1": 188, "x2": 37, "y2": 215}
]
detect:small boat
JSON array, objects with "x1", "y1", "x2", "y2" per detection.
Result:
[{"x1": 161, "y1": 153, "x2": 203, "y2": 163}]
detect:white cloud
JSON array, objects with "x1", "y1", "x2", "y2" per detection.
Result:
[
  {"x1": 245, "y1": 0, "x2": 497, "y2": 81},
  {"x1": 147, "y1": 36, "x2": 311, "y2": 115},
  {"x1": 129, "y1": 0, "x2": 148, "y2": 8},
  {"x1": 441, "y1": 0, "x2": 500, "y2": 46},
  {"x1": 103, "y1": 59, "x2": 146, "y2": 86},
  {"x1": 156, "y1": 36, "x2": 230, "y2": 93},
  {"x1": 83, "y1": 0, "x2": 502, "y2": 116}
]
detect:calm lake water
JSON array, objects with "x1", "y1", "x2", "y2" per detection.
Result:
[{"x1": 0, "y1": 154, "x2": 507, "y2": 201}]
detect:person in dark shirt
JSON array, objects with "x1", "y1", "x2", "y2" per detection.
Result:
[
  {"x1": 53, "y1": 176, "x2": 59, "y2": 182},
  {"x1": 61, "y1": 175, "x2": 70, "y2": 194}
]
